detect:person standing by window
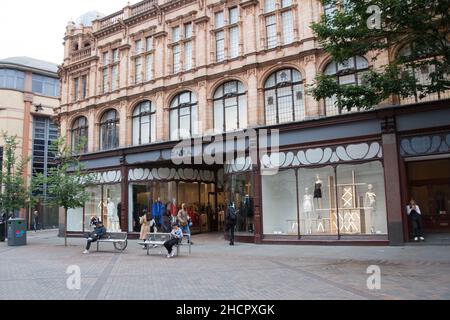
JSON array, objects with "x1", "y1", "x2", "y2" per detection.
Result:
[
  {"x1": 32, "y1": 210, "x2": 39, "y2": 232},
  {"x1": 225, "y1": 202, "x2": 237, "y2": 246},
  {"x1": 407, "y1": 199, "x2": 425, "y2": 242}
]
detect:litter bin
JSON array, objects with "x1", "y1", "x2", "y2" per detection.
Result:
[
  {"x1": 0, "y1": 221, "x2": 5, "y2": 242},
  {"x1": 7, "y1": 218, "x2": 27, "y2": 246}
]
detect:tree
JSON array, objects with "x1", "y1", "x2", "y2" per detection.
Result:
[
  {"x1": 310, "y1": 0, "x2": 450, "y2": 111},
  {"x1": 0, "y1": 134, "x2": 29, "y2": 237},
  {"x1": 31, "y1": 137, "x2": 92, "y2": 246}
]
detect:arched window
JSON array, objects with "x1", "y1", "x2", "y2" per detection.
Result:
[
  {"x1": 323, "y1": 56, "x2": 369, "y2": 116},
  {"x1": 169, "y1": 91, "x2": 198, "y2": 140},
  {"x1": 398, "y1": 43, "x2": 450, "y2": 104},
  {"x1": 264, "y1": 68, "x2": 305, "y2": 125},
  {"x1": 132, "y1": 100, "x2": 156, "y2": 145},
  {"x1": 99, "y1": 109, "x2": 119, "y2": 151},
  {"x1": 213, "y1": 81, "x2": 247, "y2": 132},
  {"x1": 71, "y1": 116, "x2": 88, "y2": 153}
]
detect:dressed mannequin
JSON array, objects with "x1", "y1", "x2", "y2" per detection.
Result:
[
  {"x1": 243, "y1": 195, "x2": 253, "y2": 233},
  {"x1": 313, "y1": 175, "x2": 323, "y2": 209},
  {"x1": 152, "y1": 197, "x2": 164, "y2": 227},
  {"x1": 303, "y1": 188, "x2": 314, "y2": 234},
  {"x1": 169, "y1": 198, "x2": 178, "y2": 223},
  {"x1": 364, "y1": 184, "x2": 377, "y2": 234},
  {"x1": 107, "y1": 197, "x2": 121, "y2": 232},
  {"x1": 97, "y1": 200, "x2": 106, "y2": 226}
]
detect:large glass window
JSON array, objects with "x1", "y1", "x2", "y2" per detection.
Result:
[
  {"x1": 173, "y1": 44, "x2": 181, "y2": 73},
  {"x1": 216, "y1": 31, "x2": 225, "y2": 62},
  {"x1": 169, "y1": 91, "x2": 198, "y2": 140},
  {"x1": 224, "y1": 172, "x2": 254, "y2": 234},
  {"x1": 229, "y1": 26, "x2": 239, "y2": 59},
  {"x1": 112, "y1": 65, "x2": 118, "y2": 90},
  {"x1": 99, "y1": 109, "x2": 119, "y2": 151},
  {"x1": 323, "y1": 56, "x2": 369, "y2": 116},
  {"x1": 146, "y1": 54, "x2": 153, "y2": 81},
  {"x1": 265, "y1": 15, "x2": 277, "y2": 49},
  {"x1": 84, "y1": 185, "x2": 103, "y2": 232},
  {"x1": 262, "y1": 169, "x2": 298, "y2": 235},
  {"x1": 264, "y1": 68, "x2": 305, "y2": 125},
  {"x1": 184, "y1": 41, "x2": 193, "y2": 71},
  {"x1": 213, "y1": 80, "x2": 247, "y2": 132},
  {"x1": 32, "y1": 74, "x2": 60, "y2": 97},
  {"x1": 0, "y1": 69, "x2": 25, "y2": 90},
  {"x1": 132, "y1": 101, "x2": 156, "y2": 145},
  {"x1": 71, "y1": 116, "x2": 88, "y2": 153},
  {"x1": 281, "y1": 10, "x2": 294, "y2": 45},
  {"x1": 135, "y1": 57, "x2": 143, "y2": 83}
]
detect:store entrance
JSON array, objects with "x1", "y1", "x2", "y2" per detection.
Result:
[{"x1": 407, "y1": 159, "x2": 450, "y2": 232}]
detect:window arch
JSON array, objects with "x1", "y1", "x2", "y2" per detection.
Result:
[
  {"x1": 264, "y1": 68, "x2": 305, "y2": 125},
  {"x1": 323, "y1": 56, "x2": 369, "y2": 116},
  {"x1": 132, "y1": 100, "x2": 156, "y2": 145},
  {"x1": 99, "y1": 109, "x2": 119, "y2": 151},
  {"x1": 169, "y1": 91, "x2": 198, "y2": 140},
  {"x1": 71, "y1": 116, "x2": 88, "y2": 152},
  {"x1": 213, "y1": 81, "x2": 247, "y2": 132}
]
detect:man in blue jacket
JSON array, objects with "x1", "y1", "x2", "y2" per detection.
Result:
[
  {"x1": 152, "y1": 197, "x2": 165, "y2": 227},
  {"x1": 83, "y1": 220, "x2": 107, "y2": 254}
]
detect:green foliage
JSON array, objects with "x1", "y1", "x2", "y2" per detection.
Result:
[
  {"x1": 30, "y1": 137, "x2": 93, "y2": 211},
  {"x1": 310, "y1": 0, "x2": 450, "y2": 110},
  {"x1": 0, "y1": 133, "x2": 29, "y2": 218}
]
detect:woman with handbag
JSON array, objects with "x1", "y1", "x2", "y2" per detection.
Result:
[{"x1": 177, "y1": 203, "x2": 193, "y2": 244}]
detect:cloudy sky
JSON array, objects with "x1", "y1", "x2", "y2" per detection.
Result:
[{"x1": 0, "y1": 0, "x2": 140, "y2": 65}]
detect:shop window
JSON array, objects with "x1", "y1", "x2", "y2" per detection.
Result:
[
  {"x1": 84, "y1": 185, "x2": 103, "y2": 231},
  {"x1": 224, "y1": 172, "x2": 254, "y2": 234},
  {"x1": 67, "y1": 207, "x2": 83, "y2": 232},
  {"x1": 264, "y1": 68, "x2": 305, "y2": 125},
  {"x1": 336, "y1": 162, "x2": 387, "y2": 235},
  {"x1": 262, "y1": 169, "x2": 298, "y2": 235}
]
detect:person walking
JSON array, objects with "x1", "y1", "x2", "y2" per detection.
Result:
[
  {"x1": 225, "y1": 202, "x2": 237, "y2": 246},
  {"x1": 177, "y1": 203, "x2": 193, "y2": 244},
  {"x1": 407, "y1": 199, "x2": 425, "y2": 241},
  {"x1": 164, "y1": 223, "x2": 183, "y2": 258},
  {"x1": 83, "y1": 220, "x2": 107, "y2": 254},
  {"x1": 32, "y1": 210, "x2": 39, "y2": 232}
]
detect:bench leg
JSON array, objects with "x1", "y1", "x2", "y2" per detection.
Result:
[{"x1": 176, "y1": 245, "x2": 180, "y2": 256}]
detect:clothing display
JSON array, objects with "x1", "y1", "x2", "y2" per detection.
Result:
[
  {"x1": 107, "y1": 199, "x2": 121, "y2": 232},
  {"x1": 242, "y1": 196, "x2": 254, "y2": 217},
  {"x1": 303, "y1": 194, "x2": 313, "y2": 212},
  {"x1": 314, "y1": 182, "x2": 322, "y2": 199}
]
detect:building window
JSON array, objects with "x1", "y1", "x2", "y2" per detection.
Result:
[
  {"x1": 265, "y1": 15, "x2": 277, "y2": 49},
  {"x1": 99, "y1": 109, "x2": 119, "y2": 151},
  {"x1": 32, "y1": 74, "x2": 60, "y2": 97},
  {"x1": 264, "y1": 68, "x2": 305, "y2": 125},
  {"x1": 31, "y1": 117, "x2": 59, "y2": 196},
  {"x1": 102, "y1": 68, "x2": 109, "y2": 93},
  {"x1": 216, "y1": 31, "x2": 225, "y2": 62},
  {"x1": 281, "y1": 0, "x2": 292, "y2": 7},
  {"x1": 73, "y1": 77, "x2": 79, "y2": 102},
  {"x1": 71, "y1": 116, "x2": 88, "y2": 153},
  {"x1": 132, "y1": 101, "x2": 156, "y2": 146},
  {"x1": 265, "y1": 0, "x2": 276, "y2": 13},
  {"x1": 173, "y1": 44, "x2": 181, "y2": 73},
  {"x1": 145, "y1": 54, "x2": 153, "y2": 81},
  {"x1": 112, "y1": 49, "x2": 119, "y2": 63},
  {"x1": 185, "y1": 23, "x2": 193, "y2": 39},
  {"x1": 170, "y1": 91, "x2": 198, "y2": 140},
  {"x1": 135, "y1": 40, "x2": 143, "y2": 55},
  {"x1": 184, "y1": 23, "x2": 193, "y2": 71},
  {"x1": 102, "y1": 52, "x2": 109, "y2": 66},
  {"x1": 281, "y1": 10, "x2": 294, "y2": 45},
  {"x1": 323, "y1": 56, "x2": 369, "y2": 116},
  {"x1": 229, "y1": 26, "x2": 239, "y2": 59},
  {"x1": 229, "y1": 7, "x2": 239, "y2": 24},
  {"x1": 213, "y1": 81, "x2": 247, "y2": 132},
  {"x1": 215, "y1": 11, "x2": 225, "y2": 28},
  {"x1": 112, "y1": 65, "x2": 118, "y2": 91},
  {"x1": 146, "y1": 37, "x2": 153, "y2": 51},
  {"x1": 81, "y1": 75, "x2": 87, "y2": 99},
  {"x1": 172, "y1": 26, "x2": 181, "y2": 42},
  {"x1": 0, "y1": 69, "x2": 25, "y2": 90},
  {"x1": 135, "y1": 57, "x2": 143, "y2": 83}
]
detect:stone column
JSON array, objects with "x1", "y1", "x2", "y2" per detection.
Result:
[
  {"x1": 87, "y1": 108, "x2": 96, "y2": 152},
  {"x1": 381, "y1": 117, "x2": 404, "y2": 246},
  {"x1": 118, "y1": 101, "x2": 127, "y2": 147},
  {"x1": 246, "y1": 69, "x2": 259, "y2": 127},
  {"x1": 303, "y1": 54, "x2": 319, "y2": 118},
  {"x1": 240, "y1": 0, "x2": 258, "y2": 56},
  {"x1": 120, "y1": 158, "x2": 129, "y2": 233},
  {"x1": 197, "y1": 80, "x2": 208, "y2": 135}
]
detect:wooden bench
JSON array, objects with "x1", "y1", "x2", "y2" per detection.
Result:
[
  {"x1": 96, "y1": 232, "x2": 128, "y2": 252},
  {"x1": 138, "y1": 232, "x2": 191, "y2": 256}
]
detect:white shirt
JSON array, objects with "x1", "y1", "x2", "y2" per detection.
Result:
[{"x1": 406, "y1": 205, "x2": 421, "y2": 215}]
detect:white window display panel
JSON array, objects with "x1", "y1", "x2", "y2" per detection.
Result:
[
  {"x1": 262, "y1": 169, "x2": 298, "y2": 235},
  {"x1": 67, "y1": 207, "x2": 83, "y2": 232}
]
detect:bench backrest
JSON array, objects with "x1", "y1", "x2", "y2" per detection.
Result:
[
  {"x1": 107, "y1": 232, "x2": 128, "y2": 240},
  {"x1": 146, "y1": 233, "x2": 172, "y2": 242}
]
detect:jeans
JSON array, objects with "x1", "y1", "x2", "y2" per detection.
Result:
[
  {"x1": 164, "y1": 238, "x2": 179, "y2": 254},
  {"x1": 85, "y1": 235, "x2": 99, "y2": 250},
  {"x1": 181, "y1": 225, "x2": 191, "y2": 242},
  {"x1": 411, "y1": 213, "x2": 424, "y2": 238}
]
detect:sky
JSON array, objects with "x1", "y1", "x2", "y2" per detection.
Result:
[{"x1": 0, "y1": 0, "x2": 140, "y2": 65}]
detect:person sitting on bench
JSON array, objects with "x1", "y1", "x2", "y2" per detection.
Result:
[
  {"x1": 83, "y1": 220, "x2": 107, "y2": 254},
  {"x1": 164, "y1": 223, "x2": 183, "y2": 259}
]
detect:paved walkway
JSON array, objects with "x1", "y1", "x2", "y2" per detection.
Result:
[{"x1": 0, "y1": 230, "x2": 449, "y2": 300}]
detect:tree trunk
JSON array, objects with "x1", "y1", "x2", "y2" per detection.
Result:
[{"x1": 64, "y1": 207, "x2": 68, "y2": 247}]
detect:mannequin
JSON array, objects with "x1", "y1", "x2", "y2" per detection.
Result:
[
  {"x1": 303, "y1": 187, "x2": 314, "y2": 234},
  {"x1": 169, "y1": 198, "x2": 178, "y2": 223},
  {"x1": 313, "y1": 174, "x2": 323, "y2": 209},
  {"x1": 243, "y1": 195, "x2": 253, "y2": 233},
  {"x1": 152, "y1": 197, "x2": 164, "y2": 227},
  {"x1": 107, "y1": 197, "x2": 121, "y2": 232},
  {"x1": 364, "y1": 184, "x2": 377, "y2": 234}
]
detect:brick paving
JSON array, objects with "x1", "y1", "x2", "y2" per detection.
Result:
[{"x1": 0, "y1": 230, "x2": 449, "y2": 300}]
